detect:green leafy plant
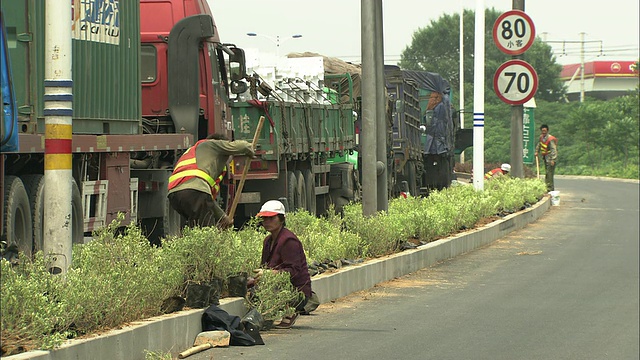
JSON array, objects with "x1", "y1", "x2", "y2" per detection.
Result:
[
  {"x1": 246, "y1": 270, "x2": 302, "y2": 321},
  {"x1": 0, "y1": 178, "x2": 550, "y2": 354}
]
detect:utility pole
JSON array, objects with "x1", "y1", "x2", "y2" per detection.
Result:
[
  {"x1": 540, "y1": 35, "x2": 602, "y2": 103},
  {"x1": 44, "y1": 0, "x2": 73, "y2": 275},
  {"x1": 580, "y1": 32, "x2": 585, "y2": 102},
  {"x1": 459, "y1": 2, "x2": 465, "y2": 164},
  {"x1": 374, "y1": 0, "x2": 388, "y2": 212},
  {"x1": 510, "y1": 0, "x2": 525, "y2": 179},
  {"x1": 361, "y1": 0, "x2": 379, "y2": 216},
  {"x1": 472, "y1": 0, "x2": 485, "y2": 190}
]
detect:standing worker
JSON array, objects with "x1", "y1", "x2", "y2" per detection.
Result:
[
  {"x1": 485, "y1": 163, "x2": 511, "y2": 180},
  {"x1": 167, "y1": 133, "x2": 255, "y2": 229},
  {"x1": 534, "y1": 124, "x2": 558, "y2": 192}
]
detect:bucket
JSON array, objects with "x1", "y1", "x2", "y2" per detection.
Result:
[{"x1": 549, "y1": 191, "x2": 560, "y2": 206}]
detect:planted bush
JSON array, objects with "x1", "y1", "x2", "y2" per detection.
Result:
[
  {"x1": 1, "y1": 177, "x2": 547, "y2": 354},
  {"x1": 286, "y1": 208, "x2": 366, "y2": 264}
]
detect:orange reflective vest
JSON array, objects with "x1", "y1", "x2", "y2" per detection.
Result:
[
  {"x1": 167, "y1": 139, "x2": 226, "y2": 199},
  {"x1": 538, "y1": 135, "x2": 558, "y2": 156},
  {"x1": 484, "y1": 168, "x2": 503, "y2": 180}
]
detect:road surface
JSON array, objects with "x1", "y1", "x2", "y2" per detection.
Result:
[{"x1": 192, "y1": 176, "x2": 639, "y2": 360}]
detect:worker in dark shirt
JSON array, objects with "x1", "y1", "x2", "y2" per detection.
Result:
[{"x1": 254, "y1": 199, "x2": 312, "y2": 328}]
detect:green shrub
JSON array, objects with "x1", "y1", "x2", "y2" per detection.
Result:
[
  {"x1": 246, "y1": 270, "x2": 302, "y2": 321},
  {"x1": 0, "y1": 177, "x2": 551, "y2": 353},
  {"x1": 286, "y1": 209, "x2": 366, "y2": 263},
  {"x1": 61, "y1": 219, "x2": 181, "y2": 333},
  {"x1": 1, "y1": 254, "x2": 70, "y2": 353}
]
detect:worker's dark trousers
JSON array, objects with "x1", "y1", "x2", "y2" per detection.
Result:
[
  {"x1": 168, "y1": 189, "x2": 218, "y2": 228},
  {"x1": 544, "y1": 158, "x2": 555, "y2": 192}
]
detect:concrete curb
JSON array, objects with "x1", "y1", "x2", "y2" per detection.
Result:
[{"x1": 5, "y1": 197, "x2": 550, "y2": 360}]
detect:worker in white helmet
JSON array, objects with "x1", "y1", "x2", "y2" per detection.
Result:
[
  {"x1": 251, "y1": 200, "x2": 312, "y2": 328},
  {"x1": 484, "y1": 163, "x2": 511, "y2": 180}
]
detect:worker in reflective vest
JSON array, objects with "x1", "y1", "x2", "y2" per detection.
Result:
[
  {"x1": 534, "y1": 124, "x2": 558, "y2": 192},
  {"x1": 168, "y1": 133, "x2": 255, "y2": 229},
  {"x1": 485, "y1": 163, "x2": 511, "y2": 180}
]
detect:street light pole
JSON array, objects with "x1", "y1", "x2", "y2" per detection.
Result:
[{"x1": 246, "y1": 32, "x2": 302, "y2": 58}]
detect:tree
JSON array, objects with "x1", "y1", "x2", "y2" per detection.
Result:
[{"x1": 399, "y1": 8, "x2": 565, "y2": 105}]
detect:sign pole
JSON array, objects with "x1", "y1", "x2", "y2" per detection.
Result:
[
  {"x1": 493, "y1": 4, "x2": 536, "y2": 179},
  {"x1": 510, "y1": 0, "x2": 525, "y2": 178}
]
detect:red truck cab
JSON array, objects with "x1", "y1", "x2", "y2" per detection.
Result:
[{"x1": 139, "y1": 0, "x2": 237, "y2": 140}]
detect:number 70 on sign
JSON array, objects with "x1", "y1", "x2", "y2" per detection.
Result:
[{"x1": 493, "y1": 59, "x2": 538, "y2": 105}]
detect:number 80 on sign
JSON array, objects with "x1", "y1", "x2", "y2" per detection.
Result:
[{"x1": 493, "y1": 59, "x2": 538, "y2": 105}]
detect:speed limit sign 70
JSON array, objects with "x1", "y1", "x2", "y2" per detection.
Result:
[
  {"x1": 493, "y1": 59, "x2": 538, "y2": 105},
  {"x1": 493, "y1": 10, "x2": 536, "y2": 55}
]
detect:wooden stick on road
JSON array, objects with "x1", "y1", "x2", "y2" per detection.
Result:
[{"x1": 227, "y1": 116, "x2": 265, "y2": 220}]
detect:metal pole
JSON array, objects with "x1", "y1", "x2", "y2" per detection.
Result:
[
  {"x1": 472, "y1": 0, "x2": 485, "y2": 190},
  {"x1": 361, "y1": 0, "x2": 377, "y2": 216},
  {"x1": 459, "y1": 3, "x2": 465, "y2": 164},
  {"x1": 509, "y1": 0, "x2": 525, "y2": 178},
  {"x1": 580, "y1": 32, "x2": 585, "y2": 103},
  {"x1": 44, "y1": 0, "x2": 73, "y2": 275},
  {"x1": 374, "y1": 0, "x2": 387, "y2": 212}
]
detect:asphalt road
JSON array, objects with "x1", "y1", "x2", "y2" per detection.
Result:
[{"x1": 193, "y1": 176, "x2": 639, "y2": 360}]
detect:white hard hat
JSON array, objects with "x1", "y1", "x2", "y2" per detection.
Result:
[
  {"x1": 501, "y1": 163, "x2": 511, "y2": 172},
  {"x1": 257, "y1": 200, "x2": 286, "y2": 217}
]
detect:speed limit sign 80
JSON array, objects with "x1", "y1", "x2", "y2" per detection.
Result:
[
  {"x1": 493, "y1": 10, "x2": 536, "y2": 55},
  {"x1": 493, "y1": 59, "x2": 538, "y2": 105}
]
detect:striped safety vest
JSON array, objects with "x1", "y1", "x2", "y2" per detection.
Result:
[
  {"x1": 484, "y1": 168, "x2": 503, "y2": 180},
  {"x1": 168, "y1": 139, "x2": 227, "y2": 199},
  {"x1": 538, "y1": 135, "x2": 558, "y2": 156}
]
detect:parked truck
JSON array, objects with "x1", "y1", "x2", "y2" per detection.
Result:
[{"x1": 1, "y1": 0, "x2": 361, "y2": 254}]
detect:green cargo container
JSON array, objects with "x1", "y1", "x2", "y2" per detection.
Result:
[
  {"x1": 1, "y1": 0, "x2": 140, "y2": 135},
  {"x1": 231, "y1": 100, "x2": 355, "y2": 162}
]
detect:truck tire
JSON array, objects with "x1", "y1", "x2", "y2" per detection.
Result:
[
  {"x1": 21, "y1": 174, "x2": 45, "y2": 254},
  {"x1": 407, "y1": 162, "x2": 417, "y2": 196},
  {"x1": 286, "y1": 171, "x2": 297, "y2": 213},
  {"x1": 303, "y1": 168, "x2": 316, "y2": 215},
  {"x1": 21, "y1": 175, "x2": 84, "y2": 253},
  {"x1": 71, "y1": 180, "x2": 84, "y2": 245},
  {"x1": 295, "y1": 170, "x2": 306, "y2": 212},
  {"x1": 2, "y1": 176, "x2": 33, "y2": 257},
  {"x1": 164, "y1": 196, "x2": 183, "y2": 238}
]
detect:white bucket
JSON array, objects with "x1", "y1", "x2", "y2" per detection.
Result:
[{"x1": 549, "y1": 191, "x2": 560, "y2": 206}]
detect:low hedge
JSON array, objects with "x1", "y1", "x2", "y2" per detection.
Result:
[{"x1": 1, "y1": 177, "x2": 547, "y2": 355}]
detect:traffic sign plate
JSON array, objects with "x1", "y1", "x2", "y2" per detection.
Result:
[
  {"x1": 493, "y1": 10, "x2": 536, "y2": 55},
  {"x1": 493, "y1": 60, "x2": 538, "y2": 105}
]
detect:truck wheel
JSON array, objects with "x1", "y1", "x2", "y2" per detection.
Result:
[
  {"x1": 164, "y1": 196, "x2": 183, "y2": 238},
  {"x1": 3, "y1": 176, "x2": 33, "y2": 257},
  {"x1": 71, "y1": 180, "x2": 84, "y2": 245},
  {"x1": 407, "y1": 162, "x2": 417, "y2": 196},
  {"x1": 303, "y1": 168, "x2": 316, "y2": 215},
  {"x1": 286, "y1": 171, "x2": 297, "y2": 213},
  {"x1": 295, "y1": 170, "x2": 306, "y2": 212},
  {"x1": 21, "y1": 175, "x2": 84, "y2": 252},
  {"x1": 21, "y1": 174, "x2": 45, "y2": 254}
]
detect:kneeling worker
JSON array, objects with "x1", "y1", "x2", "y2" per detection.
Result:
[
  {"x1": 254, "y1": 200, "x2": 312, "y2": 329},
  {"x1": 485, "y1": 163, "x2": 511, "y2": 180}
]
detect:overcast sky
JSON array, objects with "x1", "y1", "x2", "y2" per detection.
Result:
[{"x1": 208, "y1": 0, "x2": 639, "y2": 66}]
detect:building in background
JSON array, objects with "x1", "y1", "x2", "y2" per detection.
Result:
[{"x1": 560, "y1": 60, "x2": 639, "y2": 101}]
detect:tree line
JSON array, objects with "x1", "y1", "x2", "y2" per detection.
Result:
[{"x1": 399, "y1": 8, "x2": 639, "y2": 179}]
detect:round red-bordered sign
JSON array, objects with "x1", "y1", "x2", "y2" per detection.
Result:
[
  {"x1": 493, "y1": 10, "x2": 536, "y2": 55},
  {"x1": 493, "y1": 59, "x2": 538, "y2": 105}
]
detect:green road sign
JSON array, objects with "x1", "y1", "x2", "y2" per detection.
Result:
[{"x1": 523, "y1": 107, "x2": 535, "y2": 164}]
